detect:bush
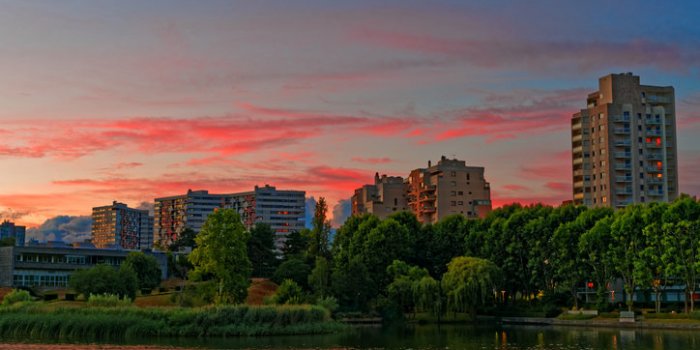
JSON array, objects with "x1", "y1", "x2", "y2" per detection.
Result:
[
  {"x1": 270, "y1": 279, "x2": 304, "y2": 305},
  {"x1": 69, "y1": 264, "x2": 138, "y2": 300},
  {"x1": 316, "y1": 296, "x2": 339, "y2": 314},
  {"x1": 1, "y1": 289, "x2": 31, "y2": 306},
  {"x1": 86, "y1": 294, "x2": 133, "y2": 307}
]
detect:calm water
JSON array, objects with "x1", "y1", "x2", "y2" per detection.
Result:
[{"x1": 3, "y1": 324, "x2": 700, "y2": 349}]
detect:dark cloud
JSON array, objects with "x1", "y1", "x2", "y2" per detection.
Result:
[
  {"x1": 135, "y1": 201, "x2": 155, "y2": 216},
  {"x1": 332, "y1": 198, "x2": 352, "y2": 228},
  {"x1": 305, "y1": 197, "x2": 317, "y2": 229},
  {"x1": 0, "y1": 208, "x2": 29, "y2": 221},
  {"x1": 26, "y1": 215, "x2": 92, "y2": 243}
]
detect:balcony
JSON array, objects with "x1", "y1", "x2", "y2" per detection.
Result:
[
  {"x1": 646, "y1": 130, "x2": 662, "y2": 137},
  {"x1": 614, "y1": 152, "x2": 631, "y2": 159},
  {"x1": 646, "y1": 166, "x2": 663, "y2": 173},
  {"x1": 572, "y1": 134, "x2": 583, "y2": 142},
  {"x1": 646, "y1": 153, "x2": 663, "y2": 160},
  {"x1": 614, "y1": 128, "x2": 631, "y2": 135},
  {"x1": 572, "y1": 122, "x2": 582, "y2": 131},
  {"x1": 612, "y1": 115, "x2": 630, "y2": 123},
  {"x1": 573, "y1": 180, "x2": 584, "y2": 188},
  {"x1": 573, "y1": 169, "x2": 584, "y2": 177},
  {"x1": 647, "y1": 191, "x2": 664, "y2": 197},
  {"x1": 645, "y1": 118, "x2": 662, "y2": 125},
  {"x1": 573, "y1": 157, "x2": 583, "y2": 165},
  {"x1": 616, "y1": 200, "x2": 632, "y2": 207},
  {"x1": 616, "y1": 176, "x2": 632, "y2": 183},
  {"x1": 573, "y1": 145, "x2": 583, "y2": 154},
  {"x1": 420, "y1": 185, "x2": 436, "y2": 193},
  {"x1": 615, "y1": 163, "x2": 632, "y2": 170},
  {"x1": 645, "y1": 142, "x2": 661, "y2": 148},
  {"x1": 574, "y1": 192, "x2": 584, "y2": 200},
  {"x1": 646, "y1": 95, "x2": 672, "y2": 104},
  {"x1": 420, "y1": 206, "x2": 436, "y2": 213},
  {"x1": 419, "y1": 194, "x2": 436, "y2": 203},
  {"x1": 616, "y1": 187, "x2": 633, "y2": 195},
  {"x1": 614, "y1": 140, "x2": 631, "y2": 147},
  {"x1": 647, "y1": 178, "x2": 664, "y2": 185}
]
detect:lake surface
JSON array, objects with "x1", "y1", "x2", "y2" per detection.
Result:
[{"x1": 3, "y1": 324, "x2": 700, "y2": 349}]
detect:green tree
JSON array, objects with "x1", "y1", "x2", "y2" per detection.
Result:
[
  {"x1": 188, "y1": 209, "x2": 251, "y2": 304},
  {"x1": 282, "y1": 229, "x2": 310, "y2": 259},
  {"x1": 247, "y1": 223, "x2": 277, "y2": 277},
  {"x1": 441, "y1": 256, "x2": 501, "y2": 320},
  {"x1": 272, "y1": 257, "x2": 311, "y2": 289},
  {"x1": 551, "y1": 207, "x2": 612, "y2": 309},
  {"x1": 169, "y1": 227, "x2": 197, "y2": 251},
  {"x1": 308, "y1": 197, "x2": 331, "y2": 260},
  {"x1": 386, "y1": 260, "x2": 430, "y2": 317},
  {"x1": 122, "y1": 252, "x2": 162, "y2": 291},
  {"x1": 662, "y1": 219, "x2": 700, "y2": 312},
  {"x1": 425, "y1": 215, "x2": 468, "y2": 277},
  {"x1": 608, "y1": 205, "x2": 646, "y2": 311},
  {"x1": 579, "y1": 217, "x2": 615, "y2": 309},
  {"x1": 331, "y1": 256, "x2": 373, "y2": 311},
  {"x1": 69, "y1": 264, "x2": 138, "y2": 300},
  {"x1": 636, "y1": 202, "x2": 669, "y2": 313},
  {"x1": 308, "y1": 256, "x2": 331, "y2": 297}
]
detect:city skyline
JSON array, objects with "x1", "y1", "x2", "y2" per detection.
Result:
[{"x1": 1, "y1": 1, "x2": 699, "y2": 235}]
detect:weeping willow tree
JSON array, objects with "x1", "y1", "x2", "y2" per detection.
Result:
[{"x1": 441, "y1": 256, "x2": 502, "y2": 320}]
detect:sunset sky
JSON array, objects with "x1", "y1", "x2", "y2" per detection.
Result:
[{"x1": 1, "y1": 1, "x2": 699, "y2": 234}]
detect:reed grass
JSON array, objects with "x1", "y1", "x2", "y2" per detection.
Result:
[{"x1": 0, "y1": 303, "x2": 343, "y2": 340}]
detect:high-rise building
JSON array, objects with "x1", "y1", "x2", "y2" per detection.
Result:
[
  {"x1": 351, "y1": 173, "x2": 408, "y2": 220},
  {"x1": 0, "y1": 220, "x2": 25, "y2": 247},
  {"x1": 153, "y1": 190, "x2": 229, "y2": 248},
  {"x1": 351, "y1": 156, "x2": 492, "y2": 224},
  {"x1": 407, "y1": 156, "x2": 491, "y2": 223},
  {"x1": 91, "y1": 201, "x2": 153, "y2": 250},
  {"x1": 225, "y1": 185, "x2": 306, "y2": 251},
  {"x1": 572, "y1": 73, "x2": 678, "y2": 207},
  {"x1": 154, "y1": 186, "x2": 305, "y2": 251}
]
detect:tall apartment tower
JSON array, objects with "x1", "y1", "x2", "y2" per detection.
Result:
[
  {"x1": 0, "y1": 220, "x2": 26, "y2": 247},
  {"x1": 154, "y1": 186, "x2": 305, "y2": 251},
  {"x1": 224, "y1": 185, "x2": 306, "y2": 252},
  {"x1": 572, "y1": 73, "x2": 678, "y2": 207},
  {"x1": 91, "y1": 201, "x2": 153, "y2": 250},
  {"x1": 153, "y1": 190, "x2": 228, "y2": 247},
  {"x1": 351, "y1": 173, "x2": 409, "y2": 220},
  {"x1": 407, "y1": 156, "x2": 491, "y2": 224}
]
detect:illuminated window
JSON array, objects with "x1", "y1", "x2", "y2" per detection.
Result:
[
  {"x1": 657, "y1": 174, "x2": 663, "y2": 178},
  {"x1": 602, "y1": 196, "x2": 607, "y2": 203}
]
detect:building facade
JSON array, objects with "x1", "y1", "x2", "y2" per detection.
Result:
[
  {"x1": 351, "y1": 173, "x2": 408, "y2": 220},
  {"x1": 407, "y1": 156, "x2": 492, "y2": 223},
  {"x1": 0, "y1": 245, "x2": 167, "y2": 289},
  {"x1": 0, "y1": 220, "x2": 25, "y2": 247},
  {"x1": 572, "y1": 73, "x2": 678, "y2": 207},
  {"x1": 224, "y1": 185, "x2": 306, "y2": 251},
  {"x1": 352, "y1": 156, "x2": 492, "y2": 224},
  {"x1": 91, "y1": 201, "x2": 153, "y2": 250},
  {"x1": 154, "y1": 186, "x2": 305, "y2": 250}
]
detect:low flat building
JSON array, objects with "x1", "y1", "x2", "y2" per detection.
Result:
[{"x1": 0, "y1": 245, "x2": 167, "y2": 289}]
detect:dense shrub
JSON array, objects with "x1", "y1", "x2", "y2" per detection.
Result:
[{"x1": 1, "y1": 289, "x2": 31, "y2": 306}]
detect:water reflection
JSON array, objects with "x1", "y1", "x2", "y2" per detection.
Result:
[{"x1": 2, "y1": 324, "x2": 700, "y2": 349}]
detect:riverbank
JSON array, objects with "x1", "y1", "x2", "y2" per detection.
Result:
[
  {"x1": 492, "y1": 315, "x2": 700, "y2": 330},
  {"x1": 0, "y1": 303, "x2": 344, "y2": 340}
]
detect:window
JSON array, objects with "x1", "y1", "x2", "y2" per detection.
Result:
[
  {"x1": 450, "y1": 201, "x2": 456, "y2": 206},
  {"x1": 641, "y1": 197, "x2": 645, "y2": 203},
  {"x1": 450, "y1": 191, "x2": 456, "y2": 196},
  {"x1": 450, "y1": 171, "x2": 456, "y2": 177},
  {"x1": 602, "y1": 196, "x2": 607, "y2": 203},
  {"x1": 394, "y1": 198, "x2": 398, "y2": 206},
  {"x1": 468, "y1": 191, "x2": 472, "y2": 195},
  {"x1": 466, "y1": 173, "x2": 470, "y2": 181},
  {"x1": 640, "y1": 185, "x2": 644, "y2": 191},
  {"x1": 450, "y1": 181, "x2": 456, "y2": 187},
  {"x1": 623, "y1": 111, "x2": 630, "y2": 117},
  {"x1": 458, "y1": 191, "x2": 463, "y2": 195},
  {"x1": 640, "y1": 173, "x2": 644, "y2": 179}
]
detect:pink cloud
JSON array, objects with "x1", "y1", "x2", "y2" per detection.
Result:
[
  {"x1": 501, "y1": 184, "x2": 529, "y2": 192},
  {"x1": 351, "y1": 157, "x2": 392, "y2": 165}
]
